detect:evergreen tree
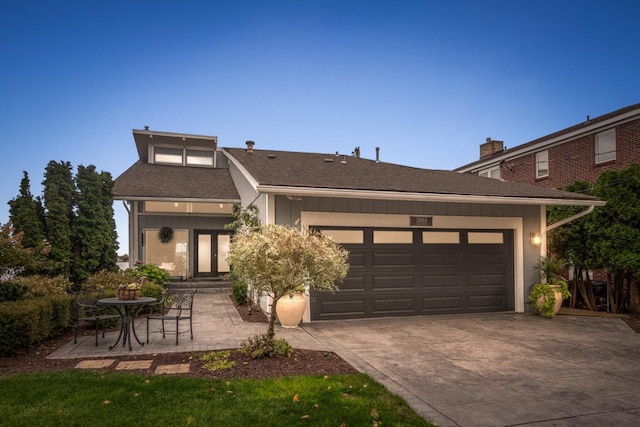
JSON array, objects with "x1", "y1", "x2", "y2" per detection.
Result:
[
  {"x1": 8, "y1": 171, "x2": 45, "y2": 248},
  {"x1": 73, "y1": 165, "x2": 118, "y2": 282},
  {"x1": 42, "y1": 161, "x2": 75, "y2": 277}
]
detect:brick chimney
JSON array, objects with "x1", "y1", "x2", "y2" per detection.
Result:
[
  {"x1": 479, "y1": 137, "x2": 504, "y2": 159},
  {"x1": 246, "y1": 140, "x2": 255, "y2": 154}
]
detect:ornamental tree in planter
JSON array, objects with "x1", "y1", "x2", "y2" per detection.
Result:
[
  {"x1": 529, "y1": 256, "x2": 571, "y2": 318},
  {"x1": 227, "y1": 224, "x2": 349, "y2": 342}
]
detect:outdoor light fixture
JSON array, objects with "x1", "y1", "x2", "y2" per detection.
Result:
[{"x1": 530, "y1": 232, "x2": 542, "y2": 246}]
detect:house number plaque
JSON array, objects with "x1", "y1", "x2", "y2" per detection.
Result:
[{"x1": 410, "y1": 216, "x2": 433, "y2": 227}]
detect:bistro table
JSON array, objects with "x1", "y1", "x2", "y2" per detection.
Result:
[{"x1": 97, "y1": 296, "x2": 157, "y2": 351}]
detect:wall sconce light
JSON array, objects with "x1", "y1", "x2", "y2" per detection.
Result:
[{"x1": 530, "y1": 232, "x2": 542, "y2": 246}]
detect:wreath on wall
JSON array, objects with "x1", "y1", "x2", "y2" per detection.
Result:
[{"x1": 158, "y1": 226, "x2": 174, "y2": 243}]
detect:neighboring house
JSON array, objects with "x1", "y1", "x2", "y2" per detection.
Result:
[
  {"x1": 114, "y1": 128, "x2": 603, "y2": 322},
  {"x1": 455, "y1": 103, "x2": 640, "y2": 189}
]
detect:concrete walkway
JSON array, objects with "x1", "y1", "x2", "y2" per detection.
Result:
[
  {"x1": 50, "y1": 288, "x2": 328, "y2": 359},
  {"x1": 50, "y1": 288, "x2": 640, "y2": 426}
]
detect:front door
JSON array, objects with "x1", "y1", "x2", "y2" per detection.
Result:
[{"x1": 194, "y1": 230, "x2": 232, "y2": 278}]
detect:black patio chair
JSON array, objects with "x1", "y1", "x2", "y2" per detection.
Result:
[
  {"x1": 146, "y1": 288, "x2": 197, "y2": 345},
  {"x1": 74, "y1": 290, "x2": 121, "y2": 346}
]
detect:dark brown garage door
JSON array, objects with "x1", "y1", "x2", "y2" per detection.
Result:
[{"x1": 311, "y1": 228, "x2": 514, "y2": 320}]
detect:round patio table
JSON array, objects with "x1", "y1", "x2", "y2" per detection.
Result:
[{"x1": 97, "y1": 297, "x2": 157, "y2": 351}]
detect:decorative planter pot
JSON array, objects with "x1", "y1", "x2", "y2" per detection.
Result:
[
  {"x1": 117, "y1": 289, "x2": 140, "y2": 300},
  {"x1": 535, "y1": 285, "x2": 563, "y2": 317},
  {"x1": 276, "y1": 291, "x2": 306, "y2": 328}
]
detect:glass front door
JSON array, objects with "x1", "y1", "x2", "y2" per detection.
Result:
[{"x1": 194, "y1": 230, "x2": 231, "y2": 277}]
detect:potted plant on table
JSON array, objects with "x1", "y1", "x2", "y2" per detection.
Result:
[{"x1": 529, "y1": 256, "x2": 571, "y2": 318}]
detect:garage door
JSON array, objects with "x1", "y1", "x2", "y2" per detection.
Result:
[{"x1": 311, "y1": 227, "x2": 514, "y2": 320}]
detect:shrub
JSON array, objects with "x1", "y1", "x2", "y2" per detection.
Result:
[
  {"x1": 83, "y1": 269, "x2": 138, "y2": 291},
  {"x1": 239, "y1": 334, "x2": 293, "y2": 359},
  {"x1": 16, "y1": 275, "x2": 71, "y2": 298},
  {"x1": 134, "y1": 262, "x2": 170, "y2": 287},
  {"x1": 231, "y1": 281, "x2": 248, "y2": 305},
  {"x1": 200, "y1": 350, "x2": 236, "y2": 371},
  {"x1": 141, "y1": 282, "x2": 164, "y2": 302},
  {"x1": 0, "y1": 281, "x2": 28, "y2": 302}
]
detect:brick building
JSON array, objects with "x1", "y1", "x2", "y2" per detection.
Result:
[{"x1": 455, "y1": 103, "x2": 640, "y2": 189}]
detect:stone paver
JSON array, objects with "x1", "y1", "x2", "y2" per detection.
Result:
[
  {"x1": 155, "y1": 363, "x2": 190, "y2": 375},
  {"x1": 116, "y1": 360, "x2": 152, "y2": 370},
  {"x1": 75, "y1": 359, "x2": 115, "y2": 369}
]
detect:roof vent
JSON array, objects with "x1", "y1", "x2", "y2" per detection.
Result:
[
  {"x1": 324, "y1": 158, "x2": 334, "y2": 163},
  {"x1": 246, "y1": 140, "x2": 255, "y2": 154},
  {"x1": 340, "y1": 155, "x2": 347, "y2": 164},
  {"x1": 375, "y1": 147, "x2": 380, "y2": 163},
  {"x1": 268, "y1": 154, "x2": 276, "y2": 159}
]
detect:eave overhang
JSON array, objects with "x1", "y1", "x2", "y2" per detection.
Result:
[{"x1": 257, "y1": 185, "x2": 605, "y2": 207}]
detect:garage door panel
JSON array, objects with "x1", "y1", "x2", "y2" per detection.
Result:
[
  {"x1": 373, "y1": 297, "x2": 416, "y2": 314},
  {"x1": 373, "y1": 253, "x2": 414, "y2": 267},
  {"x1": 340, "y1": 275, "x2": 367, "y2": 291},
  {"x1": 422, "y1": 296, "x2": 464, "y2": 312},
  {"x1": 422, "y1": 253, "x2": 461, "y2": 267},
  {"x1": 347, "y1": 253, "x2": 366, "y2": 268},
  {"x1": 373, "y1": 275, "x2": 414, "y2": 291},
  {"x1": 422, "y1": 275, "x2": 462, "y2": 287},
  {"x1": 314, "y1": 298, "x2": 367, "y2": 319},
  {"x1": 468, "y1": 252, "x2": 507, "y2": 265},
  {"x1": 468, "y1": 274, "x2": 505, "y2": 286}
]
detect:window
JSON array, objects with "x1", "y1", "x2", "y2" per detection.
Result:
[
  {"x1": 422, "y1": 231, "x2": 460, "y2": 244},
  {"x1": 478, "y1": 166, "x2": 501, "y2": 179},
  {"x1": 595, "y1": 129, "x2": 616, "y2": 164},
  {"x1": 536, "y1": 150, "x2": 549, "y2": 179},
  {"x1": 154, "y1": 146, "x2": 183, "y2": 165},
  {"x1": 320, "y1": 229, "x2": 364, "y2": 244},
  {"x1": 186, "y1": 149, "x2": 214, "y2": 166},
  {"x1": 373, "y1": 230, "x2": 413, "y2": 244},
  {"x1": 468, "y1": 232, "x2": 504, "y2": 244},
  {"x1": 144, "y1": 229, "x2": 188, "y2": 277}
]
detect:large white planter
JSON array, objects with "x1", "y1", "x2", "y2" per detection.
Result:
[
  {"x1": 535, "y1": 285, "x2": 564, "y2": 317},
  {"x1": 276, "y1": 292, "x2": 307, "y2": 328}
]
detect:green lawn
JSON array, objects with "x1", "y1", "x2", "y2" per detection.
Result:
[{"x1": 0, "y1": 371, "x2": 436, "y2": 426}]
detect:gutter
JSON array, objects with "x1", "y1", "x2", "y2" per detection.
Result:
[
  {"x1": 257, "y1": 185, "x2": 605, "y2": 207},
  {"x1": 546, "y1": 205, "x2": 597, "y2": 232}
]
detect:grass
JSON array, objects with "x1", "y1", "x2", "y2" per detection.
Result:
[{"x1": 0, "y1": 371, "x2": 436, "y2": 426}]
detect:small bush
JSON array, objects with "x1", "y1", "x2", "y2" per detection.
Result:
[
  {"x1": 231, "y1": 281, "x2": 248, "y2": 305},
  {"x1": 200, "y1": 350, "x2": 236, "y2": 371},
  {"x1": 134, "y1": 262, "x2": 170, "y2": 287},
  {"x1": 239, "y1": 334, "x2": 293, "y2": 359}
]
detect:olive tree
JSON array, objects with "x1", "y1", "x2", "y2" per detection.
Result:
[{"x1": 227, "y1": 224, "x2": 349, "y2": 341}]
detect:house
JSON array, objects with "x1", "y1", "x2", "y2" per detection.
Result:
[
  {"x1": 113, "y1": 128, "x2": 603, "y2": 322},
  {"x1": 454, "y1": 103, "x2": 640, "y2": 188}
]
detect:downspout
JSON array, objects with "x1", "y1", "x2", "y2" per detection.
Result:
[{"x1": 546, "y1": 205, "x2": 595, "y2": 232}]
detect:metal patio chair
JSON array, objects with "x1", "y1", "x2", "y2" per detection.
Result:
[
  {"x1": 74, "y1": 290, "x2": 120, "y2": 346},
  {"x1": 146, "y1": 288, "x2": 197, "y2": 345}
]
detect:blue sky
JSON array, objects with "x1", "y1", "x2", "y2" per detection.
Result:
[{"x1": 2, "y1": 1, "x2": 639, "y2": 255}]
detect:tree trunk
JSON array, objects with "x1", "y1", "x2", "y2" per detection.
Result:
[
  {"x1": 630, "y1": 277, "x2": 640, "y2": 314},
  {"x1": 267, "y1": 297, "x2": 278, "y2": 340}
]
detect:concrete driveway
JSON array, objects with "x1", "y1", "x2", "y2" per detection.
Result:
[{"x1": 304, "y1": 312, "x2": 640, "y2": 426}]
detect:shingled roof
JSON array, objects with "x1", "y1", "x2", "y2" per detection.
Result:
[
  {"x1": 113, "y1": 162, "x2": 240, "y2": 201},
  {"x1": 223, "y1": 147, "x2": 600, "y2": 204}
]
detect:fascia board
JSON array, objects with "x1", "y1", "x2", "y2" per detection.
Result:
[
  {"x1": 458, "y1": 108, "x2": 640, "y2": 172},
  {"x1": 256, "y1": 185, "x2": 605, "y2": 207},
  {"x1": 113, "y1": 196, "x2": 241, "y2": 203},
  {"x1": 221, "y1": 149, "x2": 260, "y2": 191}
]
